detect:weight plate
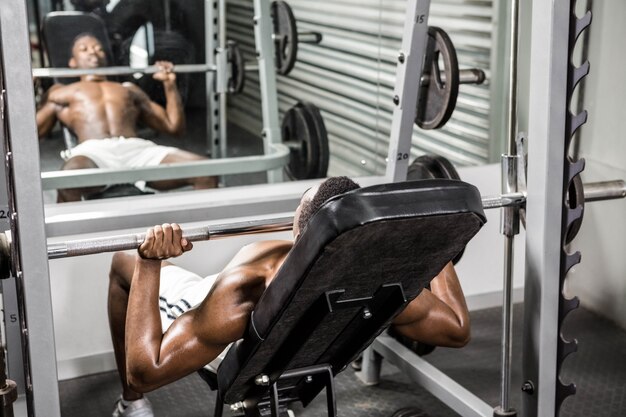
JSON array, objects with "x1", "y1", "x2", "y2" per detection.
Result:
[
  {"x1": 565, "y1": 173, "x2": 585, "y2": 244},
  {"x1": 227, "y1": 40, "x2": 246, "y2": 94},
  {"x1": 407, "y1": 154, "x2": 464, "y2": 264},
  {"x1": 407, "y1": 154, "x2": 461, "y2": 181},
  {"x1": 271, "y1": 0, "x2": 298, "y2": 75},
  {"x1": 282, "y1": 103, "x2": 321, "y2": 180},
  {"x1": 415, "y1": 26, "x2": 460, "y2": 130},
  {"x1": 298, "y1": 102, "x2": 329, "y2": 178}
]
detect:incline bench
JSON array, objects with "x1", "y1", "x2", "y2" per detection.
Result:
[{"x1": 198, "y1": 179, "x2": 486, "y2": 416}]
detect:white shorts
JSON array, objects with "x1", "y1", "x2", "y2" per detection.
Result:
[
  {"x1": 159, "y1": 265, "x2": 218, "y2": 333},
  {"x1": 63, "y1": 137, "x2": 177, "y2": 169},
  {"x1": 158, "y1": 265, "x2": 229, "y2": 372}
]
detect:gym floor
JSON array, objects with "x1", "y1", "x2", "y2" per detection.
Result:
[{"x1": 58, "y1": 304, "x2": 626, "y2": 417}]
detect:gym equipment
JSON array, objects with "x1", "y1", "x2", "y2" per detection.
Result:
[
  {"x1": 407, "y1": 154, "x2": 463, "y2": 264},
  {"x1": 271, "y1": 0, "x2": 297, "y2": 76},
  {"x1": 35, "y1": 12, "x2": 246, "y2": 95},
  {"x1": 33, "y1": 45, "x2": 247, "y2": 95},
  {"x1": 407, "y1": 154, "x2": 460, "y2": 182},
  {"x1": 227, "y1": 41, "x2": 246, "y2": 94},
  {"x1": 415, "y1": 27, "x2": 459, "y2": 130},
  {"x1": 415, "y1": 27, "x2": 486, "y2": 130},
  {"x1": 282, "y1": 102, "x2": 330, "y2": 180},
  {"x1": 271, "y1": 1, "x2": 323, "y2": 76},
  {"x1": 197, "y1": 180, "x2": 486, "y2": 417},
  {"x1": 2, "y1": 176, "x2": 622, "y2": 280}
]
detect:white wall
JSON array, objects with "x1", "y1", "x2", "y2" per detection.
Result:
[
  {"x1": 565, "y1": 1, "x2": 626, "y2": 329},
  {"x1": 47, "y1": 164, "x2": 523, "y2": 380}
]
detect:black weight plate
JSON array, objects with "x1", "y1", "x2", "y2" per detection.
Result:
[
  {"x1": 407, "y1": 154, "x2": 461, "y2": 181},
  {"x1": 565, "y1": 173, "x2": 585, "y2": 244},
  {"x1": 298, "y1": 102, "x2": 329, "y2": 178},
  {"x1": 227, "y1": 40, "x2": 246, "y2": 94},
  {"x1": 282, "y1": 103, "x2": 320, "y2": 180},
  {"x1": 416, "y1": 26, "x2": 460, "y2": 130},
  {"x1": 271, "y1": 0, "x2": 298, "y2": 75},
  {"x1": 407, "y1": 154, "x2": 464, "y2": 264}
]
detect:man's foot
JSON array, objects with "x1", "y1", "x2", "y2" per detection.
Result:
[
  {"x1": 387, "y1": 326, "x2": 436, "y2": 357},
  {"x1": 112, "y1": 396, "x2": 154, "y2": 417}
]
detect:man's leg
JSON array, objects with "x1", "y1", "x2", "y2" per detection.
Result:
[
  {"x1": 57, "y1": 155, "x2": 106, "y2": 202},
  {"x1": 148, "y1": 149, "x2": 218, "y2": 190}
]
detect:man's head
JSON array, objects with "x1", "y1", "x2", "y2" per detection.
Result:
[
  {"x1": 69, "y1": 33, "x2": 108, "y2": 69},
  {"x1": 293, "y1": 176, "x2": 360, "y2": 238}
]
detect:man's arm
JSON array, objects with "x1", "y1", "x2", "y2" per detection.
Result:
[
  {"x1": 124, "y1": 223, "x2": 251, "y2": 393},
  {"x1": 391, "y1": 262, "x2": 471, "y2": 347},
  {"x1": 130, "y1": 61, "x2": 186, "y2": 136},
  {"x1": 35, "y1": 84, "x2": 62, "y2": 138}
]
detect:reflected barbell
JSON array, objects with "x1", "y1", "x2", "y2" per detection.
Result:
[
  {"x1": 32, "y1": 63, "x2": 255, "y2": 79},
  {"x1": 0, "y1": 180, "x2": 623, "y2": 277}
]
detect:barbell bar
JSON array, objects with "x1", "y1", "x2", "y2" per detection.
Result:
[
  {"x1": 47, "y1": 217, "x2": 294, "y2": 259},
  {"x1": 32, "y1": 62, "x2": 260, "y2": 79},
  {"x1": 8, "y1": 179, "x2": 625, "y2": 263},
  {"x1": 32, "y1": 65, "x2": 486, "y2": 84}
]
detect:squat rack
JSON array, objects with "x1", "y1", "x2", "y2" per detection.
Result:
[{"x1": 367, "y1": 1, "x2": 621, "y2": 417}]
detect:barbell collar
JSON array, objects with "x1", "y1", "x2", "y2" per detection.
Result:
[
  {"x1": 420, "y1": 69, "x2": 486, "y2": 87},
  {"x1": 32, "y1": 63, "x2": 217, "y2": 79}
]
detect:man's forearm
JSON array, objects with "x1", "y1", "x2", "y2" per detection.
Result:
[
  {"x1": 163, "y1": 81, "x2": 185, "y2": 135},
  {"x1": 125, "y1": 257, "x2": 164, "y2": 375}
]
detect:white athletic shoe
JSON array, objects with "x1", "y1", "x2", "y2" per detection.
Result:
[{"x1": 112, "y1": 396, "x2": 154, "y2": 417}]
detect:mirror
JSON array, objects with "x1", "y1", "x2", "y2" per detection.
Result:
[{"x1": 27, "y1": 0, "x2": 499, "y2": 205}]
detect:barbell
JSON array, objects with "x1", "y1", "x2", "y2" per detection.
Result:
[{"x1": 0, "y1": 179, "x2": 623, "y2": 280}]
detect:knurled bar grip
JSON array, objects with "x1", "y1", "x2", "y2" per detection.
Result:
[{"x1": 47, "y1": 217, "x2": 293, "y2": 259}]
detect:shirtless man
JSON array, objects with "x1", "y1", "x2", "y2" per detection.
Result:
[
  {"x1": 36, "y1": 33, "x2": 217, "y2": 202},
  {"x1": 107, "y1": 177, "x2": 470, "y2": 416}
]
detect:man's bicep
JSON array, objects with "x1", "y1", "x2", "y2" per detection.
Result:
[
  {"x1": 36, "y1": 101, "x2": 58, "y2": 137},
  {"x1": 143, "y1": 312, "x2": 228, "y2": 385}
]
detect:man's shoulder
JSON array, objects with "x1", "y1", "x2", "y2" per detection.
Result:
[{"x1": 230, "y1": 240, "x2": 292, "y2": 266}]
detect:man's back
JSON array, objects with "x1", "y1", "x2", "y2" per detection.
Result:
[{"x1": 45, "y1": 80, "x2": 142, "y2": 142}]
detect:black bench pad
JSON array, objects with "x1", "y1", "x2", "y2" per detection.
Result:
[{"x1": 217, "y1": 179, "x2": 486, "y2": 406}]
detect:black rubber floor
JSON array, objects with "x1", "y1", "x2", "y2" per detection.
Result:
[{"x1": 59, "y1": 305, "x2": 626, "y2": 417}]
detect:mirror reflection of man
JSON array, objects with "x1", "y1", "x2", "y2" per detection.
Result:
[{"x1": 36, "y1": 34, "x2": 217, "y2": 202}]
